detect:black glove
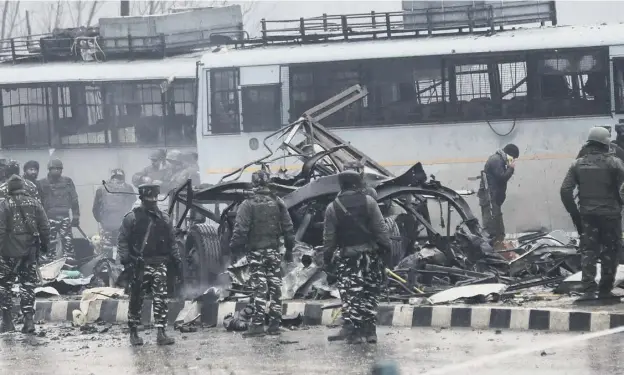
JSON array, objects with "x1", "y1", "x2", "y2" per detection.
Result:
[
  {"x1": 39, "y1": 243, "x2": 48, "y2": 254},
  {"x1": 71, "y1": 216, "x2": 80, "y2": 227},
  {"x1": 284, "y1": 249, "x2": 293, "y2": 263}
]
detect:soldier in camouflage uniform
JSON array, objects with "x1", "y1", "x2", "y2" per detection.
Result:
[
  {"x1": 561, "y1": 127, "x2": 624, "y2": 301},
  {"x1": 118, "y1": 184, "x2": 183, "y2": 346},
  {"x1": 92, "y1": 169, "x2": 136, "y2": 258},
  {"x1": 229, "y1": 170, "x2": 295, "y2": 337},
  {"x1": 0, "y1": 175, "x2": 50, "y2": 334},
  {"x1": 131, "y1": 149, "x2": 168, "y2": 188},
  {"x1": 0, "y1": 161, "x2": 40, "y2": 202},
  {"x1": 38, "y1": 159, "x2": 80, "y2": 262},
  {"x1": 323, "y1": 170, "x2": 391, "y2": 344}
]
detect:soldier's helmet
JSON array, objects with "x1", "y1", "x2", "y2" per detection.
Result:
[
  {"x1": 344, "y1": 161, "x2": 365, "y2": 174},
  {"x1": 251, "y1": 170, "x2": 271, "y2": 188},
  {"x1": 338, "y1": 170, "x2": 363, "y2": 191},
  {"x1": 5, "y1": 160, "x2": 19, "y2": 177},
  {"x1": 48, "y1": 158, "x2": 63, "y2": 169},
  {"x1": 138, "y1": 184, "x2": 160, "y2": 201},
  {"x1": 149, "y1": 149, "x2": 167, "y2": 161},
  {"x1": 7, "y1": 175, "x2": 24, "y2": 192},
  {"x1": 588, "y1": 126, "x2": 611, "y2": 145},
  {"x1": 166, "y1": 149, "x2": 183, "y2": 164},
  {"x1": 111, "y1": 168, "x2": 125, "y2": 180}
]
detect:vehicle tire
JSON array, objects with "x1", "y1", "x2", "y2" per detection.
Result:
[
  {"x1": 185, "y1": 223, "x2": 223, "y2": 287},
  {"x1": 384, "y1": 216, "x2": 407, "y2": 269}
]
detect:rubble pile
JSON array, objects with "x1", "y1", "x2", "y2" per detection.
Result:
[{"x1": 212, "y1": 229, "x2": 592, "y2": 309}]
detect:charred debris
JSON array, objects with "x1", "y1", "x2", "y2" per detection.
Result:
[{"x1": 165, "y1": 85, "x2": 587, "y2": 307}]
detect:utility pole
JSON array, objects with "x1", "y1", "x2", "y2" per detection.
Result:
[{"x1": 120, "y1": 0, "x2": 129, "y2": 16}]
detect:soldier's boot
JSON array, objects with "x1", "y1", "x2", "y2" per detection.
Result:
[
  {"x1": 266, "y1": 320, "x2": 281, "y2": 336},
  {"x1": 242, "y1": 324, "x2": 266, "y2": 338},
  {"x1": 21, "y1": 313, "x2": 35, "y2": 334},
  {"x1": 365, "y1": 323, "x2": 378, "y2": 344},
  {"x1": 0, "y1": 310, "x2": 15, "y2": 333},
  {"x1": 327, "y1": 322, "x2": 353, "y2": 342},
  {"x1": 156, "y1": 328, "x2": 175, "y2": 346},
  {"x1": 346, "y1": 326, "x2": 364, "y2": 345},
  {"x1": 129, "y1": 327, "x2": 144, "y2": 346}
]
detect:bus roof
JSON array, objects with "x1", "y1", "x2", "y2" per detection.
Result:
[
  {"x1": 200, "y1": 23, "x2": 624, "y2": 69},
  {"x1": 0, "y1": 53, "x2": 200, "y2": 85}
]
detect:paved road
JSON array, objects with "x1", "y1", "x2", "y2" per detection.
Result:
[{"x1": 1, "y1": 324, "x2": 624, "y2": 375}]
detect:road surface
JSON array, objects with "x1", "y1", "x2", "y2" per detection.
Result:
[{"x1": 0, "y1": 324, "x2": 623, "y2": 375}]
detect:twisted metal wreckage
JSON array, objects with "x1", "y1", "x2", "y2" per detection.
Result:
[
  {"x1": 35, "y1": 86, "x2": 603, "y2": 322},
  {"x1": 164, "y1": 85, "x2": 593, "y2": 311}
]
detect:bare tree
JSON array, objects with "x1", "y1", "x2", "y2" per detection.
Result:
[{"x1": 0, "y1": 1, "x2": 22, "y2": 40}]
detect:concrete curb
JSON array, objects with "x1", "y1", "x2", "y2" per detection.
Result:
[{"x1": 29, "y1": 299, "x2": 624, "y2": 333}]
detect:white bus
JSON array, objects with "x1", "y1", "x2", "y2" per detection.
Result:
[
  {"x1": 0, "y1": 53, "x2": 199, "y2": 234},
  {"x1": 193, "y1": 19, "x2": 624, "y2": 234}
]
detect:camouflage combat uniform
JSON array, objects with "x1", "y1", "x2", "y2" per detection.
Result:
[
  {"x1": 39, "y1": 161, "x2": 79, "y2": 261},
  {"x1": 229, "y1": 180, "x2": 295, "y2": 336},
  {"x1": 561, "y1": 142, "x2": 624, "y2": 297},
  {"x1": 0, "y1": 178, "x2": 40, "y2": 202},
  {"x1": 323, "y1": 171, "x2": 391, "y2": 344},
  {"x1": 0, "y1": 176, "x2": 50, "y2": 333},
  {"x1": 118, "y1": 184, "x2": 182, "y2": 346},
  {"x1": 92, "y1": 174, "x2": 135, "y2": 257}
]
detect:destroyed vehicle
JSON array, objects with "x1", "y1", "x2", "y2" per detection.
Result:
[{"x1": 168, "y1": 85, "x2": 504, "y2": 298}]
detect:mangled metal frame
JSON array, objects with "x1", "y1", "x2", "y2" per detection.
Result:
[{"x1": 167, "y1": 85, "x2": 492, "y2": 294}]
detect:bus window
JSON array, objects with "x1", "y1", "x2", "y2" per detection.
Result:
[
  {"x1": 210, "y1": 69, "x2": 240, "y2": 134},
  {"x1": 614, "y1": 58, "x2": 624, "y2": 114},
  {"x1": 241, "y1": 85, "x2": 281, "y2": 132},
  {"x1": 1, "y1": 86, "x2": 51, "y2": 148}
]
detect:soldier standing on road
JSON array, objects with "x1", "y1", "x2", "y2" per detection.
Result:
[
  {"x1": 229, "y1": 170, "x2": 295, "y2": 337},
  {"x1": 23, "y1": 160, "x2": 44, "y2": 204},
  {"x1": 118, "y1": 184, "x2": 182, "y2": 346},
  {"x1": 0, "y1": 161, "x2": 40, "y2": 202},
  {"x1": 92, "y1": 169, "x2": 136, "y2": 258},
  {"x1": 0, "y1": 175, "x2": 50, "y2": 333},
  {"x1": 38, "y1": 159, "x2": 80, "y2": 263},
  {"x1": 561, "y1": 127, "x2": 624, "y2": 300},
  {"x1": 477, "y1": 144, "x2": 519, "y2": 251},
  {"x1": 131, "y1": 149, "x2": 167, "y2": 188},
  {"x1": 323, "y1": 170, "x2": 391, "y2": 344}
]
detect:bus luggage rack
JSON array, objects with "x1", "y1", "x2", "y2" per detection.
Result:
[
  {"x1": 259, "y1": 1, "x2": 556, "y2": 44},
  {"x1": 0, "y1": 27, "x2": 246, "y2": 64}
]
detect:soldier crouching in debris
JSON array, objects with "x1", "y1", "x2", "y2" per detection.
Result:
[
  {"x1": 323, "y1": 170, "x2": 391, "y2": 344},
  {"x1": 0, "y1": 175, "x2": 50, "y2": 333},
  {"x1": 117, "y1": 184, "x2": 183, "y2": 346},
  {"x1": 229, "y1": 170, "x2": 295, "y2": 337},
  {"x1": 477, "y1": 144, "x2": 519, "y2": 250},
  {"x1": 560, "y1": 127, "x2": 624, "y2": 301}
]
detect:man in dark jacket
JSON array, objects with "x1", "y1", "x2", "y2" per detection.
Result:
[
  {"x1": 477, "y1": 144, "x2": 519, "y2": 250},
  {"x1": 118, "y1": 184, "x2": 182, "y2": 346},
  {"x1": 561, "y1": 127, "x2": 624, "y2": 300},
  {"x1": 229, "y1": 170, "x2": 295, "y2": 337},
  {"x1": 0, "y1": 161, "x2": 40, "y2": 202},
  {"x1": 92, "y1": 169, "x2": 135, "y2": 258},
  {"x1": 323, "y1": 170, "x2": 391, "y2": 344},
  {"x1": 0, "y1": 175, "x2": 50, "y2": 334},
  {"x1": 38, "y1": 159, "x2": 79, "y2": 262},
  {"x1": 23, "y1": 160, "x2": 44, "y2": 204}
]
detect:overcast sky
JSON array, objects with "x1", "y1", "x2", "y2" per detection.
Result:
[{"x1": 9, "y1": 0, "x2": 624, "y2": 38}]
